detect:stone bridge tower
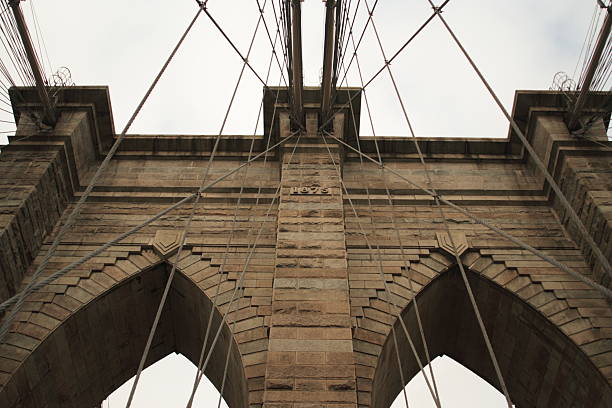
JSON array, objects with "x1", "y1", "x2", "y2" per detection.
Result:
[{"x1": 0, "y1": 86, "x2": 611, "y2": 408}]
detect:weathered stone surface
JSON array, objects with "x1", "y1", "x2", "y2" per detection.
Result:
[{"x1": 0, "y1": 88, "x2": 610, "y2": 408}]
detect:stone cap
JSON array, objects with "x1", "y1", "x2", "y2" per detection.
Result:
[
  {"x1": 9, "y1": 86, "x2": 116, "y2": 157},
  {"x1": 508, "y1": 90, "x2": 612, "y2": 154},
  {"x1": 263, "y1": 86, "x2": 362, "y2": 147}
]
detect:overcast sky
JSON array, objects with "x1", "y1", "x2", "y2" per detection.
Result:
[
  {"x1": 1, "y1": 0, "x2": 603, "y2": 139},
  {"x1": 1, "y1": 0, "x2": 606, "y2": 406}
]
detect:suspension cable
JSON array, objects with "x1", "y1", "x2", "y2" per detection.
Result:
[
  {"x1": 0, "y1": 130, "x2": 298, "y2": 314},
  {"x1": 336, "y1": 0, "x2": 361, "y2": 83},
  {"x1": 0, "y1": 7, "x2": 205, "y2": 344},
  {"x1": 325, "y1": 131, "x2": 612, "y2": 302},
  {"x1": 0, "y1": 1, "x2": 303, "y2": 317},
  {"x1": 185, "y1": 132, "x2": 302, "y2": 407},
  {"x1": 211, "y1": 71, "x2": 285, "y2": 408},
  {"x1": 313, "y1": 1, "x2": 612, "y2": 301},
  {"x1": 347, "y1": 2, "x2": 513, "y2": 404},
  {"x1": 320, "y1": 132, "x2": 440, "y2": 408},
  {"x1": 124, "y1": 6, "x2": 270, "y2": 404},
  {"x1": 187, "y1": 27, "x2": 287, "y2": 408},
  {"x1": 333, "y1": 0, "x2": 351, "y2": 88},
  {"x1": 273, "y1": 0, "x2": 292, "y2": 89},
  {"x1": 336, "y1": 0, "x2": 379, "y2": 87},
  {"x1": 339, "y1": 25, "x2": 440, "y2": 403},
  {"x1": 425, "y1": 0, "x2": 611, "y2": 278},
  {"x1": 319, "y1": 5, "x2": 447, "y2": 136},
  {"x1": 256, "y1": 0, "x2": 289, "y2": 87},
  {"x1": 198, "y1": 1, "x2": 269, "y2": 88}
]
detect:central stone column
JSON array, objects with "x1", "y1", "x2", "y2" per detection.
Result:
[{"x1": 263, "y1": 112, "x2": 357, "y2": 407}]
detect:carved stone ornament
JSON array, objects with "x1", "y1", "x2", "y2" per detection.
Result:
[
  {"x1": 436, "y1": 231, "x2": 468, "y2": 256},
  {"x1": 152, "y1": 229, "x2": 185, "y2": 259},
  {"x1": 290, "y1": 186, "x2": 331, "y2": 195}
]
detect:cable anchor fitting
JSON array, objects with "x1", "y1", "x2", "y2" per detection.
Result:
[{"x1": 432, "y1": 5, "x2": 444, "y2": 14}]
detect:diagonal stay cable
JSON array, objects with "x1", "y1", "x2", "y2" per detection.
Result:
[
  {"x1": 256, "y1": 0, "x2": 289, "y2": 87},
  {"x1": 362, "y1": 0, "x2": 450, "y2": 90},
  {"x1": 337, "y1": 37, "x2": 413, "y2": 408},
  {"x1": 273, "y1": 0, "x2": 291, "y2": 85},
  {"x1": 334, "y1": 0, "x2": 352, "y2": 82},
  {"x1": 125, "y1": 6, "x2": 270, "y2": 405},
  {"x1": 207, "y1": 88, "x2": 285, "y2": 403},
  {"x1": 425, "y1": 0, "x2": 612, "y2": 278},
  {"x1": 362, "y1": 0, "x2": 511, "y2": 402},
  {"x1": 213, "y1": 86, "x2": 286, "y2": 408},
  {"x1": 338, "y1": 28, "x2": 441, "y2": 402},
  {"x1": 336, "y1": 0, "x2": 379, "y2": 87},
  {"x1": 215, "y1": 329, "x2": 234, "y2": 408},
  {"x1": 184, "y1": 7, "x2": 287, "y2": 404},
  {"x1": 185, "y1": 29, "x2": 286, "y2": 407},
  {"x1": 197, "y1": 1, "x2": 269, "y2": 88},
  {"x1": 0, "y1": 8, "x2": 204, "y2": 344},
  {"x1": 318, "y1": 0, "x2": 612, "y2": 300},
  {"x1": 337, "y1": 30, "x2": 440, "y2": 403},
  {"x1": 439, "y1": 205, "x2": 515, "y2": 407},
  {"x1": 185, "y1": 132, "x2": 302, "y2": 407},
  {"x1": 322, "y1": 3, "x2": 448, "y2": 136},
  {"x1": 324, "y1": 131, "x2": 612, "y2": 301},
  {"x1": 0, "y1": 130, "x2": 298, "y2": 314},
  {"x1": 320, "y1": 132, "x2": 409, "y2": 408},
  {"x1": 320, "y1": 131, "x2": 439, "y2": 408},
  {"x1": 211, "y1": 64, "x2": 285, "y2": 408},
  {"x1": 336, "y1": 0, "x2": 450, "y2": 89},
  {"x1": 336, "y1": 0, "x2": 361, "y2": 83}
]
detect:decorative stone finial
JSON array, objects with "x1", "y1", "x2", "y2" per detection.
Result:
[
  {"x1": 436, "y1": 231, "x2": 468, "y2": 256},
  {"x1": 152, "y1": 229, "x2": 185, "y2": 259}
]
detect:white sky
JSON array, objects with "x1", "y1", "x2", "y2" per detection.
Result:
[
  {"x1": 0, "y1": 0, "x2": 604, "y2": 139},
  {"x1": 1, "y1": 0, "x2": 606, "y2": 406},
  {"x1": 104, "y1": 354, "x2": 509, "y2": 408}
]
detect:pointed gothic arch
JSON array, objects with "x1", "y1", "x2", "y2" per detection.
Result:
[
  {"x1": 0, "y1": 250, "x2": 249, "y2": 408},
  {"x1": 369, "y1": 256, "x2": 612, "y2": 408}
]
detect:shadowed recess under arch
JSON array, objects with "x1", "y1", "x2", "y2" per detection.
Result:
[
  {"x1": 0, "y1": 262, "x2": 248, "y2": 408},
  {"x1": 371, "y1": 264, "x2": 612, "y2": 408}
]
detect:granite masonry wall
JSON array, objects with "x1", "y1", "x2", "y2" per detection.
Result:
[{"x1": 0, "y1": 89, "x2": 609, "y2": 408}]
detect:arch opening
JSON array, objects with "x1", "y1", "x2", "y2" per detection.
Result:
[
  {"x1": 389, "y1": 355, "x2": 510, "y2": 407},
  {"x1": 103, "y1": 353, "x2": 230, "y2": 407},
  {"x1": 372, "y1": 264, "x2": 611, "y2": 408},
  {"x1": 1, "y1": 262, "x2": 248, "y2": 408}
]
